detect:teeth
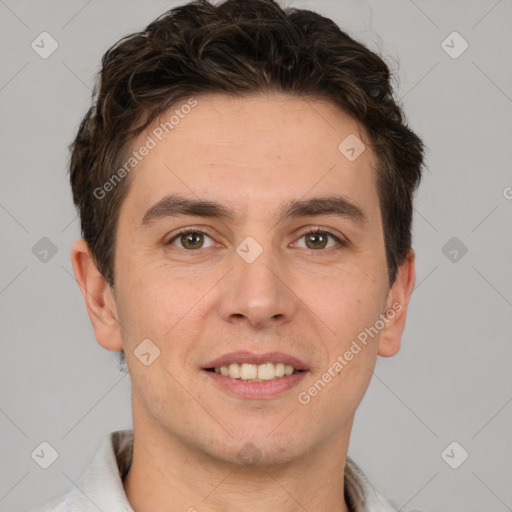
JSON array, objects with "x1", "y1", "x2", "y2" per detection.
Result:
[
  {"x1": 275, "y1": 362, "x2": 285, "y2": 377},
  {"x1": 229, "y1": 363, "x2": 241, "y2": 379},
  {"x1": 240, "y1": 363, "x2": 257, "y2": 380},
  {"x1": 214, "y1": 362, "x2": 300, "y2": 381},
  {"x1": 258, "y1": 363, "x2": 275, "y2": 380}
]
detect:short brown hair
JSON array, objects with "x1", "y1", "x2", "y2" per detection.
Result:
[{"x1": 70, "y1": 0, "x2": 424, "y2": 292}]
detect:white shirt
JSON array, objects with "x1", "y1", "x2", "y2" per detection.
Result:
[{"x1": 32, "y1": 430, "x2": 398, "y2": 512}]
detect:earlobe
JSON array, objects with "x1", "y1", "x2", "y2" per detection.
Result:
[
  {"x1": 377, "y1": 249, "x2": 416, "y2": 357},
  {"x1": 70, "y1": 239, "x2": 123, "y2": 352}
]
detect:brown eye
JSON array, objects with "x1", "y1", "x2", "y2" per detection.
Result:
[
  {"x1": 168, "y1": 231, "x2": 214, "y2": 250},
  {"x1": 294, "y1": 229, "x2": 344, "y2": 251},
  {"x1": 305, "y1": 231, "x2": 329, "y2": 249}
]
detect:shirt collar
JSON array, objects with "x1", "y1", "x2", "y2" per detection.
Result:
[{"x1": 42, "y1": 430, "x2": 397, "y2": 512}]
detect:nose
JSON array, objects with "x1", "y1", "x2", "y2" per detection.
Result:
[{"x1": 218, "y1": 243, "x2": 298, "y2": 330}]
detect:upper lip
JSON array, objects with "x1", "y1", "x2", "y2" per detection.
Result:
[{"x1": 203, "y1": 351, "x2": 309, "y2": 371}]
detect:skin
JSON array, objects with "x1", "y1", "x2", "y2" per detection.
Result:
[{"x1": 72, "y1": 92, "x2": 415, "y2": 512}]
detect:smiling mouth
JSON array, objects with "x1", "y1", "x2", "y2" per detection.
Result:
[{"x1": 204, "y1": 362, "x2": 304, "y2": 382}]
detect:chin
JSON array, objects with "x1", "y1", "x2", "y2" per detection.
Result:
[
  {"x1": 224, "y1": 443, "x2": 302, "y2": 468},
  {"x1": 201, "y1": 428, "x2": 309, "y2": 468}
]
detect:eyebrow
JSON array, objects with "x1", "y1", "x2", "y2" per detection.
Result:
[{"x1": 140, "y1": 193, "x2": 368, "y2": 228}]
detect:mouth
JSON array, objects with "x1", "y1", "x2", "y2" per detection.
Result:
[
  {"x1": 204, "y1": 362, "x2": 304, "y2": 382},
  {"x1": 202, "y1": 351, "x2": 309, "y2": 399}
]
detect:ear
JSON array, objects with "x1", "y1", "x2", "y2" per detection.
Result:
[
  {"x1": 378, "y1": 249, "x2": 416, "y2": 357},
  {"x1": 70, "y1": 239, "x2": 123, "y2": 352}
]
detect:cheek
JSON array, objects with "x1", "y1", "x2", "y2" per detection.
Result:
[
  {"x1": 114, "y1": 264, "x2": 204, "y2": 348},
  {"x1": 304, "y1": 277, "x2": 382, "y2": 406},
  {"x1": 304, "y1": 266, "x2": 386, "y2": 339}
]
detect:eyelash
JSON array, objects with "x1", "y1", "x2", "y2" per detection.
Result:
[{"x1": 167, "y1": 227, "x2": 346, "y2": 252}]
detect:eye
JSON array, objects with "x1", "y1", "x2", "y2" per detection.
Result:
[
  {"x1": 167, "y1": 227, "x2": 346, "y2": 252},
  {"x1": 167, "y1": 230, "x2": 216, "y2": 250},
  {"x1": 293, "y1": 228, "x2": 345, "y2": 250}
]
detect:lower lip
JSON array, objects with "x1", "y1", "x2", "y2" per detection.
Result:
[{"x1": 202, "y1": 370, "x2": 308, "y2": 399}]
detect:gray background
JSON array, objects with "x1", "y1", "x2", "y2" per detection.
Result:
[{"x1": 1, "y1": 0, "x2": 511, "y2": 511}]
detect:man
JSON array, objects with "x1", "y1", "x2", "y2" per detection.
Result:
[{"x1": 34, "y1": 0, "x2": 424, "y2": 510}]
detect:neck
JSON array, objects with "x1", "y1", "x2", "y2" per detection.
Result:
[{"x1": 123, "y1": 417, "x2": 352, "y2": 512}]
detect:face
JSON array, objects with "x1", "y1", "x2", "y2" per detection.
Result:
[{"x1": 76, "y1": 92, "x2": 413, "y2": 466}]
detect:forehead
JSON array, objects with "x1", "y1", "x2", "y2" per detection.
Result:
[{"x1": 119, "y1": 92, "x2": 380, "y2": 225}]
